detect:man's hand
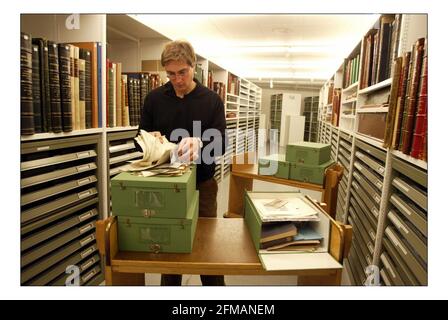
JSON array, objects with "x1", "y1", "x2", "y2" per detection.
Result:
[
  {"x1": 149, "y1": 131, "x2": 164, "y2": 144},
  {"x1": 177, "y1": 137, "x2": 202, "y2": 162}
]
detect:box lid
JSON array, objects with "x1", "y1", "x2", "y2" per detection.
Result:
[
  {"x1": 287, "y1": 142, "x2": 330, "y2": 150},
  {"x1": 111, "y1": 168, "x2": 194, "y2": 189}
]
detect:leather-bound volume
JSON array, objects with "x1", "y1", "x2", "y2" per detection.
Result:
[
  {"x1": 376, "y1": 15, "x2": 395, "y2": 83},
  {"x1": 79, "y1": 48, "x2": 92, "y2": 129},
  {"x1": 58, "y1": 44, "x2": 72, "y2": 132},
  {"x1": 400, "y1": 38, "x2": 425, "y2": 154},
  {"x1": 121, "y1": 75, "x2": 130, "y2": 126},
  {"x1": 107, "y1": 60, "x2": 114, "y2": 127},
  {"x1": 32, "y1": 38, "x2": 51, "y2": 132},
  {"x1": 115, "y1": 63, "x2": 122, "y2": 127},
  {"x1": 21, "y1": 32, "x2": 34, "y2": 135},
  {"x1": 332, "y1": 89, "x2": 341, "y2": 127},
  {"x1": 383, "y1": 57, "x2": 403, "y2": 148},
  {"x1": 392, "y1": 51, "x2": 411, "y2": 149},
  {"x1": 398, "y1": 45, "x2": 416, "y2": 152},
  {"x1": 410, "y1": 39, "x2": 428, "y2": 160},
  {"x1": 79, "y1": 58, "x2": 86, "y2": 130},
  {"x1": 47, "y1": 41, "x2": 62, "y2": 133},
  {"x1": 73, "y1": 46, "x2": 80, "y2": 130},
  {"x1": 70, "y1": 42, "x2": 98, "y2": 128},
  {"x1": 31, "y1": 44, "x2": 42, "y2": 133}
]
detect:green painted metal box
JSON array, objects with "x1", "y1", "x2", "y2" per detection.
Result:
[
  {"x1": 117, "y1": 191, "x2": 199, "y2": 253},
  {"x1": 289, "y1": 160, "x2": 334, "y2": 185},
  {"x1": 111, "y1": 165, "x2": 196, "y2": 219},
  {"x1": 285, "y1": 142, "x2": 331, "y2": 165},
  {"x1": 258, "y1": 154, "x2": 290, "y2": 179}
]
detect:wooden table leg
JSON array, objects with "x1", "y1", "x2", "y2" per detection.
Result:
[{"x1": 226, "y1": 174, "x2": 253, "y2": 217}]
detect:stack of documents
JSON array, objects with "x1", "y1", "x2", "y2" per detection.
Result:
[{"x1": 251, "y1": 196, "x2": 320, "y2": 222}]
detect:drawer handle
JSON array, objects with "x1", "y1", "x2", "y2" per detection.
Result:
[
  {"x1": 79, "y1": 223, "x2": 94, "y2": 234},
  {"x1": 80, "y1": 235, "x2": 95, "y2": 246},
  {"x1": 81, "y1": 269, "x2": 97, "y2": 283},
  {"x1": 79, "y1": 210, "x2": 95, "y2": 221},
  {"x1": 80, "y1": 247, "x2": 95, "y2": 259},
  {"x1": 81, "y1": 258, "x2": 95, "y2": 271}
]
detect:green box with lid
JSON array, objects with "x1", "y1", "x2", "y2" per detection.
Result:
[
  {"x1": 289, "y1": 160, "x2": 334, "y2": 185},
  {"x1": 285, "y1": 142, "x2": 331, "y2": 165},
  {"x1": 117, "y1": 191, "x2": 199, "y2": 253},
  {"x1": 111, "y1": 165, "x2": 196, "y2": 219},
  {"x1": 258, "y1": 154, "x2": 290, "y2": 179}
]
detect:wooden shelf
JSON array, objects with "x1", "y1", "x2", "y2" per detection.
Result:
[{"x1": 340, "y1": 114, "x2": 356, "y2": 119}]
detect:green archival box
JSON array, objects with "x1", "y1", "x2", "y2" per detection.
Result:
[
  {"x1": 111, "y1": 165, "x2": 196, "y2": 219},
  {"x1": 243, "y1": 191, "x2": 330, "y2": 254},
  {"x1": 285, "y1": 142, "x2": 331, "y2": 165},
  {"x1": 258, "y1": 154, "x2": 290, "y2": 179},
  {"x1": 289, "y1": 160, "x2": 335, "y2": 185},
  {"x1": 117, "y1": 191, "x2": 199, "y2": 253}
]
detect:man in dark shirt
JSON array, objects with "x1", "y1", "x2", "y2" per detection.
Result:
[{"x1": 138, "y1": 40, "x2": 226, "y2": 286}]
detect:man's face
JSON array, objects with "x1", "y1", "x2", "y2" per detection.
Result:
[{"x1": 164, "y1": 60, "x2": 194, "y2": 95}]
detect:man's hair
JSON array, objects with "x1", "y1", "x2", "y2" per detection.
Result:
[{"x1": 161, "y1": 40, "x2": 196, "y2": 67}]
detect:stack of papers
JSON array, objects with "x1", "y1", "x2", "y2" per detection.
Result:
[{"x1": 252, "y1": 197, "x2": 320, "y2": 222}]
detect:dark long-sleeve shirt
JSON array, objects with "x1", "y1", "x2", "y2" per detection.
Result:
[{"x1": 138, "y1": 79, "x2": 226, "y2": 182}]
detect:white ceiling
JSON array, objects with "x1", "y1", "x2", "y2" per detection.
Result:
[{"x1": 128, "y1": 14, "x2": 379, "y2": 89}]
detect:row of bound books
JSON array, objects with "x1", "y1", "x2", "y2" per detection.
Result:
[
  {"x1": 360, "y1": 14, "x2": 402, "y2": 89},
  {"x1": 342, "y1": 54, "x2": 360, "y2": 89},
  {"x1": 105, "y1": 62, "x2": 161, "y2": 128},
  {"x1": 384, "y1": 37, "x2": 427, "y2": 161},
  {"x1": 21, "y1": 32, "x2": 102, "y2": 135}
]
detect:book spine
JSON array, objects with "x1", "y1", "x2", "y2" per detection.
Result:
[
  {"x1": 398, "y1": 46, "x2": 416, "y2": 151},
  {"x1": 392, "y1": 51, "x2": 411, "y2": 149},
  {"x1": 79, "y1": 58, "x2": 86, "y2": 130},
  {"x1": 410, "y1": 40, "x2": 428, "y2": 160},
  {"x1": 47, "y1": 41, "x2": 62, "y2": 133},
  {"x1": 34, "y1": 39, "x2": 51, "y2": 132},
  {"x1": 121, "y1": 75, "x2": 129, "y2": 126},
  {"x1": 83, "y1": 49, "x2": 92, "y2": 129},
  {"x1": 401, "y1": 38, "x2": 425, "y2": 154},
  {"x1": 127, "y1": 77, "x2": 134, "y2": 126},
  {"x1": 21, "y1": 32, "x2": 34, "y2": 135},
  {"x1": 58, "y1": 44, "x2": 72, "y2": 132},
  {"x1": 97, "y1": 42, "x2": 102, "y2": 128},
  {"x1": 383, "y1": 57, "x2": 403, "y2": 148},
  {"x1": 107, "y1": 62, "x2": 115, "y2": 128},
  {"x1": 112, "y1": 63, "x2": 117, "y2": 127},
  {"x1": 69, "y1": 45, "x2": 76, "y2": 131},
  {"x1": 115, "y1": 63, "x2": 122, "y2": 127},
  {"x1": 74, "y1": 46, "x2": 80, "y2": 130},
  {"x1": 31, "y1": 44, "x2": 42, "y2": 133}
]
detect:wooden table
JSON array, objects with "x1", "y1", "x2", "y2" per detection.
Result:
[
  {"x1": 96, "y1": 216, "x2": 352, "y2": 286},
  {"x1": 226, "y1": 152, "x2": 344, "y2": 219}
]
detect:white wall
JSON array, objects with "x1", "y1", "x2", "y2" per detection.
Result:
[{"x1": 108, "y1": 39, "x2": 140, "y2": 72}]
